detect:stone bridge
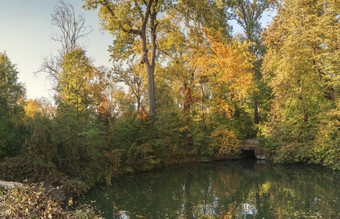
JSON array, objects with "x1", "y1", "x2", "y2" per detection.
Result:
[{"x1": 240, "y1": 139, "x2": 266, "y2": 160}]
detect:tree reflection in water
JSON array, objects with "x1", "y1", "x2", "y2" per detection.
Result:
[{"x1": 80, "y1": 160, "x2": 340, "y2": 218}]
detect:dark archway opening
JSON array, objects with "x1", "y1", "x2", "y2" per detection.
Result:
[{"x1": 240, "y1": 149, "x2": 256, "y2": 159}]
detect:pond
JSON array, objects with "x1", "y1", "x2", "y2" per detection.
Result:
[{"x1": 79, "y1": 159, "x2": 340, "y2": 218}]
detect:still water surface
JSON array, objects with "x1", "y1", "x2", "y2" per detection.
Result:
[{"x1": 80, "y1": 160, "x2": 340, "y2": 218}]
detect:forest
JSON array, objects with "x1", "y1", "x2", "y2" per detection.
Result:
[{"x1": 0, "y1": 0, "x2": 339, "y2": 216}]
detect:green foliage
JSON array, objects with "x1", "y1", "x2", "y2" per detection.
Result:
[
  {"x1": 25, "y1": 114, "x2": 55, "y2": 163},
  {"x1": 109, "y1": 113, "x2": 141, "y2": 149},
  {"x1": 53, "y1": 107, "x2": 106, "y2": 184},
  {"x1": 312, "y1": 108, "x2": 340, "y2": 170},
  {"x1": 58, "y1": 48, "x2": 99, "y2": 114},
  {"x1": 0, "y1": 52, "x2": 26, "y2": 158},
  {"x1": 109, "y1": 113, "x2": 166, "y2": 171},
  {"x1": 97, "y1": 149, "x2": 123, "y2": 185},
  {"x1": 228, "y1": 0, "x2": 275, "y2": 124},
  {"x1": 262, "y1": 0, "x2": 340, "y2": 169},
  {"x1": 0, "y1": 116, "x2": 25, "y2": 158},
  {"x1": 0, "y1": 156, "x2": 56, "y2": 183},
  {"x1": 271, "y1": 142, "x2": 312, "y2": 164},
  {"x1": 191, "y1": 128, "x2": 213, "y2": 158},
  {"x1": 0, "y1": 53, "x2": 25, "y2": 114},
  {"x1": 225, "y1": 108, "x2": 257, "y2": 140}
]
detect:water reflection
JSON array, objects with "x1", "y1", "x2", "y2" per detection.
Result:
[{"x1": 80, "y1": 160, "x2": 340, "y2": 218}]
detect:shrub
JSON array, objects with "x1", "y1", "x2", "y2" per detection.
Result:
[{"x1": 210, "y1": 126, "x2": 240, "y2": 158}]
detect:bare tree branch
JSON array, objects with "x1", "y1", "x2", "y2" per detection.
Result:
[
  {"x1": 37, "y1": 0, "x2": 92, "y2": 93},
  {"x1": 51, "y1": 1, "x2": 92, "y2": 56}
]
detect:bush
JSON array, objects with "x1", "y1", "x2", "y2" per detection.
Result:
[
  {"x1": 0, "y1": 156, "x2": 56, "y2": 183},
  {"x1": 272, "y1": 142, "x2": 312, "y2": 164},
  {"x1": 312, "y1": 109, "x2": 340, "y2": 170},
  {"x1": 210, "y1": 126, "x2": 240, "y2": 158}
]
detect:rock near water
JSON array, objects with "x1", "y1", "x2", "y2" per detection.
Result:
[{"x1": 0, "y1": 180, "x2": 23, "y2": 190}]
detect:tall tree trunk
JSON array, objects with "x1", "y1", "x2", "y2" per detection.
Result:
[
  {"x1": 200, "y1": 83, "x2": 207, "y2": 131},
  {"x1": 146, "y1": 64, "x2": 156, "y2": 116},
  {"x1": 148, "y1": 11, "x2": 158, "y2": 116},
  {"x1": 254, "y1": 99, "x2": 260, "y2": 124},
  {"x1": 183, "y1": 83, "x2": 192, "y2": 150},
  {"x1": 139, "y1": 6, "x2": 157, "y2": 116},
  {"x1": 100, "y1": 0, "x2": 158, "y2": 116},
  {"x1": 141, "y1": 45, "x2": 156, "y2": 116}
]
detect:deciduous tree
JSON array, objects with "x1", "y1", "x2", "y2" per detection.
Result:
[
  {"x1": 230, "y1": 0, "x2": 275, "y2": 123},
  {"x1": 83, "y1": 0, "x2": 165, "y2": 116},
  {"x1": 0, "y1": 52, "x2": 26, "y2": 158},
  {"x1": 113, "y1": 62, "x2": 145, "y2": 112},
  {"x1": 58, "y1": 48, "x2": 102, "y2": 123},
  {"x1": 39, "y1": 1, "x2": 92, "y2": 90},
  {"x1": 262, "y1": 0, "x2": 340, "y2": 168}
]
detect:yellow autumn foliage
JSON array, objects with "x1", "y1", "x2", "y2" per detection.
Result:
[
  {"x1": 211, "y1": 126, "x2": 241, "y2": 156},
  {"x1": 190, "y1": 31, "x2": 254, "y2": 117},
  {"x1": 24, "y1": 98, "x2": 55, "y2": 119}
]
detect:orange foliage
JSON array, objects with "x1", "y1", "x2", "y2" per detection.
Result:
[
  {"x1": 24, "y1": 99, "x2": 55, "y2": 119},
  {"x1": 97, "y1": 96, "x2": 113, "y2": 119},
  {"x1": 190, "y1": 31, "x2": 254, "y2": 117},
  {"x1": 140, "y1": 107, "x2": 148, "y2": 121}
]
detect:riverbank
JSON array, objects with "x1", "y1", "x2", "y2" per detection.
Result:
[
  {"x1": 0, "y1": 138, "x2": 268, "y2": 204},
  {"x1": 0, "y1": 154, "x2": 204, "y2": 217},
  {"x1": 1, "y1": 149, "x2": 338, "y2": 218},
  {"x1": 1, "y1": 135, "x2": 338, "y2": 218}
]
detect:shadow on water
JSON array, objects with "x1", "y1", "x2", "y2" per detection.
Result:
[{"x1": 79, "y1": 160, "x2": 340, "y2": 218}]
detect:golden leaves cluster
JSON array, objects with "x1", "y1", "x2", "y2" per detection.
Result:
[{"x1": 190, "y1": 31, "x2": 254, "y2": 116}]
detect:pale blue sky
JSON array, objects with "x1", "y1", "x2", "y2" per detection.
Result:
[
  {"x1": 0, "y1": 1, "x2": 274, "y2": 101},
  {"x1": 0, "y1": 0, "x2": 112, "y2": 100}
]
